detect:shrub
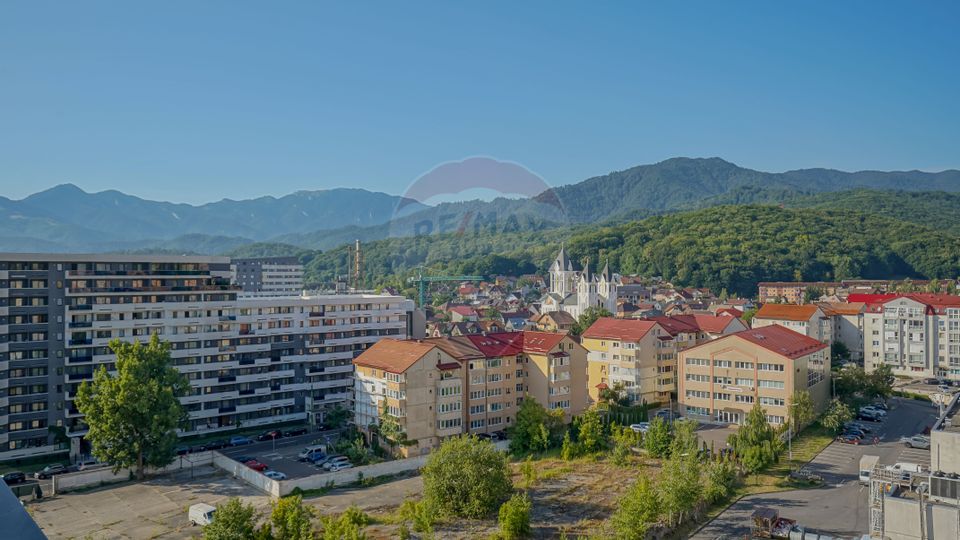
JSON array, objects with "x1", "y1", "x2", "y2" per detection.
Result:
[
  {"x1": 422, "y1": 436, "x2": 513, "y2": 518},
  {"x1": 498, "y1": 492, "x2": 532, "y2": 539}
]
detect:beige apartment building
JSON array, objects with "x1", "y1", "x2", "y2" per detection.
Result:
[
  {"x1": 353, "y1": 340, "x2": 465, "y2": 457},
  {"x1": 677, "y1": 325, "x2": 830, "y2": 426},
  {"x1": 352, "y1": 331, "x2": 588, "y2": 455},
  {"x1": 818, "y1": 301, "x2": 865, "y2": 362},
  {"x1": 752, "y1": 303, "x2": 832, "y2": 344}
]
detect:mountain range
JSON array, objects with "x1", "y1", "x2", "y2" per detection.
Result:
[{"x1": 3, "y1": 157, "x2": 959, "y2": 253}]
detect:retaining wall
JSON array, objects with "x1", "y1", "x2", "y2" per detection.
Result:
[
  {"x1": 52, "y1": 451, "x2": 214, "y2": 494},
  {"x1": 211, "y1": 452, "x2": 280, "y2": 497}
]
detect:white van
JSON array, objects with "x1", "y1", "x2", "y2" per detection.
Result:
[
  {"x1": 189, "y1": 503, "x2": 216, "y2": 526},
  {"x1": 859, "y1": 455, "x2": 880, "y2": 484},
  {"x1": 297, "y1": 444, "x2": 327, "y2": 460}
]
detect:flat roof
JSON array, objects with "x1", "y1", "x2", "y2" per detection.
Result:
[{"x1": 0, "y1": 252, "x2": 230, "y2": 263}]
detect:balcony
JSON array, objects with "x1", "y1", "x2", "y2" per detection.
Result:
[
  {"x1": 69, "y1": 321, "x2": 93, "y2": 329},
  {"x1": 69, "y1": 339, "x2": 93, "y2": 346}
]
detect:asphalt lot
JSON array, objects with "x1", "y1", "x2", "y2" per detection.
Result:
[
  {"x1": 219, "y1": 429, "x2": 342, "y2": 479},
  {"x1": 692, "y1": 397, "x2": 938, "y2": 539}
]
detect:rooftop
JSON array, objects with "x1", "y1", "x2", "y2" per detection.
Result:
[
  {"x1": 754, "y1": 303, "x2": 821, "y2": 322},
  {"x1": 582, "y1": 317, "x2": 660, "y2": 341},
  {"x1": 685, "y1": 324, "x2": 828, "y2": 360},
  {"x1": 352, "y1": 339, "x2": 436, "y2": 374}
]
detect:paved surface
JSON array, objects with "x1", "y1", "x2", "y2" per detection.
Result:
[
  {"x1": 219, "y1": 430, "x2": 342, "y2": 479},
  {"x1": 695, "y1": 423, "x2": 737, "y2": 451},
  {"x1": 692, "y1": 397, "x2": 938, "y2": 539},
  {"x1": 31, "y1": 468, "x2": 271, "y2": 540}
]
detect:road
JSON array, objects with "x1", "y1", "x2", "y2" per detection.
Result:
[
  {"x1": 219, "y1": 429, "x2": 343, "y2": 479},
  {"x1": 692, "y1": 397, "x2": 937, "y2": 539}
]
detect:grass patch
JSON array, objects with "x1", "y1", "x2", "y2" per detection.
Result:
[{"x1": 289, "y1": 471, "x2": 417, "y2": 499}]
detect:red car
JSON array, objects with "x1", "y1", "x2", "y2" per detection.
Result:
[
  {"x1": 838, "y1": 435, "x2": 860, "y2": 445},
  {"x1": 244, "y1": 460, "x2": 268, "y2": 472}
]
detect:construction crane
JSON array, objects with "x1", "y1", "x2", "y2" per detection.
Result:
[{"x1": 407, "y1": 267, "x2": 484, "y2": 307}]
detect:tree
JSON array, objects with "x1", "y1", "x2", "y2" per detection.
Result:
[
  {"x1": 658, "y1": 453, "x2": 702, "y2": 526},
  {"x1": 831, "y1": 341, "x2": 850, "y2": 365},
  {"x1": 669, "y1": 419, "x2": 699, "y2": 457},
  {"x1": 376, "y1": 400, "x2": 403, "y2": 446},
  {"x1": 833, "y1": 365, "x2": 867, "y2": 398},
  {"x1": 611, "y1": 474, "x2": 660, "y2": 539},
  {"x1": 727, "y1": 402, "x2": 781, "y2": 476},
  {"x1": 319, "y1": 506, "x2": 368, "y2": 540},
  {"x1": 398, "y1": 498, "x2": 436, "y2": 535},
  {"x1": 509, "y1": 397, "x2": 564, "y2": 454},
  {"x1": 741, "y1": 307, "x2": 759, "y2": 326},
  {"x1": 323, "y1": 404, "x2": 350, "y2": 429},
  {"x1": 820, "y1": 399, "x2": 854, "y2": 434},
  {"x1": 644, "y1": 417, "x2": 672, "y2": 458},
  {"x1": 560, "y1": 431, "x2": 577, "y2": 461},
  {"x1": 203, "y1": 498, "x2": 259, "y2": 540},
  {"x1": 702, "y1": 459, "x2": 737, "y2": 504},
  {"x1": 598, "y1": 381, "x2": 629, "y2": 406},
  {"x1": 803, "y1": 286, "x2": 824, "y2": 304},
  {"x1": 570, "y1": 307, "x2": 612, "y2": 336},
  {"x1": 498, "y1": 492, "x2": 532, "y2": 539},
  {"x1": 867, "y1": 364, "x2": 895, "y2": 399},
  {"x1": 610, "y1": 425, "x2": 639, "y2": 466},
  {"x1": 75, "y1": 335, "x2": 190, "y2": 480},
  {"x1": 422, "y1": 435, "x2": 513, "y2": 518},
  {"x1": 267, "y1": 495, "x2": 316, "y2": 540},
  {"x1": 788, "y1": 390, "x2": 816, "y2": 433},
  {"x1": 576, "y1": 408, "x2": 605, "y2": 454}
]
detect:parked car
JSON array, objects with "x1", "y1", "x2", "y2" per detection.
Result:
[
  {"x1": 188, "y1": 503, "x2": 217, "y2": 526},
  {"x1": 857, "y1": 411, "x2": 882, "y2": 422},
  {"x1": 306, "y1": 451, "x2": 327, "y2": 464},
  {"x1": 230, "y1": 436, "x2": 254, "y2": 446},
  {"x1": 75, "y1": 457, "x2": 102, "y2": 471},
  {"x1": 298, "y1": 445, "x2": 327, "y2": 461},
  {"x1": 34, "y1": 464, "x2": 67, "y2": 479},
  {"x1": 264, "y1": 471, "x2": 287, "y2": 480},
  {"x1": 838, "y1": 435, "x2": 861, "y2": 445},
  {"x1": 176, "y1": 446, "x2": 191, "y2": 456},
  {"x1": 244, "y1": 460, "x2": 268, "y2": 472},
  {"x1": 843, "y1": 428, "x2": 867, "y2": 438},
  {"x1": 322, "y1": 456, "x2": 351, "y2": 470},
  {"x1": 283, "y1": 427, "x2": 309, "y2": 437},
  {"x1": 939, "y1": 385, "x2": 954, "y2": 394},
  {"x1": 190, "y1": 444, "x2": 209, "y2": 452},
  {"x1": 844, "y1": 421, "x2": 872, "y2": 433},
  {"x1": 872, "y1": 401, "x2": 889, "y2": 411},
  {"x1": 206, "y1": 440, "x2": 229, "y2": 450},
  {"x1": 491, "y1": 431, "x2": 507, "y2": 441},
  {"x1": 256, "y1": 430, "x2": 283, "y2": 442},
  {"x1": 233, "y1": 455, "x2": 254, "y2": 463},
  {"x1": 860, "y1": 406, "x2": 887, "y2": 417},
  {"x1": 329, "y1": 462, "x2": 353, "y2": 472},
  {"x1": 629, "y1": 422, "x2": 651, "y2": 434},
  {"x1": 901, "y1": 435, "x2": 931, "y2": 449},
  {"x1": 1, "y1": 471, "x2": 26, "y2": 485}
]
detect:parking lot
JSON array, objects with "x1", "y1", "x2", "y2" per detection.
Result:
[
  {"x1": 692, "y1": 397, "x2": 938, "y2": 539},
  {"x1": 219, "y1": 429, "x2": 343, "y2": 480}
]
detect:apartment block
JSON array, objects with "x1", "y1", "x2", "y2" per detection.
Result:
[
  {"x1": 757, "y1": 281, "x2": 840, "y2": 304},
  {"x1": 678, "y1": 325, "x2": 830, "y2": 426},
  {"x1": 752, "y1": 303, "x2": 832, "y2": 344},
  {"x1": 861, "y1": 293, "x2": 960, "y2": 380},
  {"x1": 231, "y1": 257, "x2": 304, "y2": 296},
  {"x1": 582, "y1": 315, "x2": 746, "y2": 406},
  {"x1": 817, "y1": 301, "x2": 865, "y2": 362},
  {"x1": 352, "y1": 331, "x2": 588, "y2": 455},
  {"x1": 0, "y1": 253, "x2": 413, "y2": 462}
]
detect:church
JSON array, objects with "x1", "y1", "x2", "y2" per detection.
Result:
[{"x1": 540, "y1": 245, "x2": 619, "y2": 320}]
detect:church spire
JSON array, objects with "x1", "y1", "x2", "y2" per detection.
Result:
[{"x1": 554, "y1": 243, "x2": 571, "y2": 270}]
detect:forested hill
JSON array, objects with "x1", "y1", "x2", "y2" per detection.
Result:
[{"x1": 291, "y1": 205, "x2": 960, "y2": 297}]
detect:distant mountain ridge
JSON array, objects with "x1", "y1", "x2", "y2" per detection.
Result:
[{"x1": 2, "y1": 157, "x2": 958, "y2": 253}]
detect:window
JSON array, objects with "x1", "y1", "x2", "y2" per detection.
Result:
[
  {"x1": 735, "y1": 395, "x2": 754, "y2": 403},
  {"x1": 758, "y1": 363, "x2": 784, "y2": 372},
  {"x1": 550, "y1": 400, "x2": 570, "y2": 410},
  {"x1": 470, "y1": 404, "x2": 486, "y2": 414},
  {"x1": 470, "y1": 419, "x2": 486, "y2": 429},
  {"x1": 685, "y1": 373, "x2": 709, "y2": 382},
  {"x1": 759, "y1": 397, "x2": 785, "y2": 406},
  {"x1": 735, "y1": 378, "x2": 754, "y2": 387},
  {"x1": 438, "y1": 418, "x2": 462, "y2": 430},
  {"x1": 686, "y1": 406, "x2": 710, "y2": 416},
  {"x1": 758, "y1": 379, "x2": 785, "y2": 389},
  {"x1": 766, "y1": 415, "x2": 785, "y2": 424},
  {"x1": 713, "y1": 392, "x2": 731, "y2": 401},
  {"x1": 735, "y1": 361, "x2": 754, "y2": 370},
  {"x1": 713, "y1": 376, "x2": 732, "y2": 385},
  {"x1": 714, "y1": 360, "x2": 732, "y2": 368},
  {"x1": 438, "y1": 402, "x2": 461, "y2": 414},
  {"x1": 685, "y1": 357, "x2": 709, "y2": 366},
  {"x1": 439, "y1": 385, "x2": 461, "y2": 397},
  {"x1": 685, "y1": 390, "x2": 710, "y2": 399}
]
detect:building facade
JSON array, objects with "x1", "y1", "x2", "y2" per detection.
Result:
[
  {"x1": 817, "y1": 301, "x2": 865, "y2": 362},
  {"x1": 752, "y1": 304, "x2": 832, "y2": 344},
  {"x1": 231, "y1": 257, "x2": 304, "y2": 296},
  {"x1": 0, "y1": 253, "x2": 413, "y2": 462},
  {"x1": 757, "y1": 281, "x2": 841, "y2": 304},
  {"x1": 862, "y1": 294, "x2": 960, "y2": 380},
  {"x1": 677, "y1": 325, "x2": 831, "y2": 426}
]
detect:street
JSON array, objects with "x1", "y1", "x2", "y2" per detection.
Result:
[{"x1": 692, "y1": 397, "x2": 937, "y2": 539}]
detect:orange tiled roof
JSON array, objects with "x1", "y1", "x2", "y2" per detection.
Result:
[
  {"x1": 686, "y1": 324, "x2": 828, "y2": 360},
  {"x1": 582, "y1": 318, "x2": 659, "y2": 341},
  {"x1": 754, "y1": 303, "x2": 820, "y2": 322},
  {"x1": 353, "y1": 339, "x2": 436, "y2": 374}
]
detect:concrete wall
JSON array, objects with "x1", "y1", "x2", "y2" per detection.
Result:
[
  {"x1": 930, "y1": 430, "x2": 960, "y2": 474},
  {"x1": 883, "y1": 494, "x2": 960, "y2": 540},
  {"x1": 53, "y1": 451, "x2": 214, "y2": 494},
  {"x1": 211, "y1": 452, "x2": 280, "y2": 497}
]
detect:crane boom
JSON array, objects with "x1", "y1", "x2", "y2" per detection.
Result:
[{"x1": 407, "y1": 268, "x2": 484, "y2": 307}]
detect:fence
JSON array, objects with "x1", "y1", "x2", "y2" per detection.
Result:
[
  {"x1": 52, "y1": 451, "x2": 214, "y2": 495},
  {"x1": 211, "y1": 452, "x2": 280, "y2": 497}
]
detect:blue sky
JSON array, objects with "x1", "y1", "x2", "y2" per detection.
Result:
[{"x1": 1, "y1": 1, "x2": 958, "y2": 204}]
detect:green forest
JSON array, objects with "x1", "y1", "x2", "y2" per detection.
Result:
[{"x1": 233, "y1": 203, "x2": 960, "y2": 297}]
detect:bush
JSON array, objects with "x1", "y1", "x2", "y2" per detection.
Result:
[
  {"x1": 644, "y1": 417, "x2": 671, "y2": 458},
  {"x1": 498, "y1": 492, "x2": 532, "y2": 539},
  {"x1": 611, "y1": 475, "x2": 660, "y2": 540},
  {"x1": 703, "y1": 459, "x2": 737, "y2": 504},
  {"x1": 422, "y1": 435, "x2": 513, "y2": 518}
]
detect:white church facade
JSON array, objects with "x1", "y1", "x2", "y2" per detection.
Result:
[{"x1": 541, "y1": 245, "x2": 620, "y2": 320}]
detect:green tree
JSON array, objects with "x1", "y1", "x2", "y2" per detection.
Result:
[
  {"x1": 397, "y1": 498, "x2": 436, "y2": 535},
  {"x1": 727, "y1": 402, "x2": 781, "y2": 476},
  {"x1": 669, "y1": 419, "x2": 699, "y2": 457},
  {"x1": 202, "y1": 498, "x2": 259, "y2": 540},
  {"x1": 803, "y1": 286, "x2": 824, "y2": 303},
  {"x1": 576, "y1": 408, "x2": 605, "y2": 454},
  {"x1": 570, "y1": 307, "x2": 613, "y2": 336},
  {"x1": 323, "y1": 404, "x2": 350, "y2": 429},
  {"x1": 609, "y1": 425, "x2": 639, "y2": 466},
  {"x1": 560, "y1": 430, "x2": 577, "y2": 461},
  {"x1": 644, "y1": 417, "x2": 672, "y2": 458},
  {"x1": 422, "y1": 435, "x2": 513, "y2": 518},
  {"x1": 498, "y1": 492, "x2": 532, "y2": 539},
  {"x1": 75, "y1": 335, "x2": 190, "y2": 480},
  {"x1": 867, "y1": 364, "x2": 895, "y2": 399},
  {"x1": 319, "y1": 506, "x2": 368, "y2": 540},
  {"x1": 831, "y1": 341, "x2": 851, "y2": 365},
  {"x1": 509, "y1": 397, "x2": 564, "y2": 454},
  {"x1": 788, "y1": 390, "x2": 816, "y2": 432},
  {"x1": 658, "y1": 453, "x2": 702, "y2": 526},
  {"x1": 833, "y1": 365, "x2": 867, "y2": 399},
  {"x1": 267, "y1": 495, "x2": 316, "y2": 540},
  {"x1": 611, "y1": 474, "x2": 660, "y2": 540},
  {"x1": 702, "y1": 459, "x2": 737, "y2": 504},
  {"x1": 741, "y1": 307, "x2": 759, "y2": 325},
  {"x1": 820, "y1": 399, "x2": 854, "y2": 434}
]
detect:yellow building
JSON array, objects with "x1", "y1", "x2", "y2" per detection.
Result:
[{"x1": 677, "y1": 325, "x2": 831, "y2": 426}]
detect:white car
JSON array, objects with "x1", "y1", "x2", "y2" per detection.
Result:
[
  {"x1": 629, "y1": 423, "x2": 650, "y2": 434},
  {"x1": 900, "y1": 435, "x2": 931, "y2": 449},
  {"x1": 264, "y1": 471, "x2": 287, "y2": 480},
  {"x1": 860, "y1": 406, "x2": 887, "y2": 417}
]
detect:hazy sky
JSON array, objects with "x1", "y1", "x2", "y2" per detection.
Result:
[{"x1": 1, "y1": 1, "x2": 958, "y2": 204}]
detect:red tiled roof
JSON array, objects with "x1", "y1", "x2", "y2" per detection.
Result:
[
  {"x1": 716, "y1": 307, "x2": 744, "y2": 319},
  {"x1": 582, "y1": 318, "x2": 660, "y2": 341},
  {"x1": 861, "y1": 293, "x2": 960, "y2": 314},
  {"x1": 488, "y1": 331, "x2": 569, "y2": 354},
  {"x1": 696, "y1": 325, "x2": 828, "y2": 360},
  {"x1": 847, "y1": 293, "x2": 898, "y2": 304},
  {"x1": 465, "y1": 334, "x2": 523, "y2": 356},
  {"x1": 689, "y1": 313, "x2": 738, "y2": 334},
  {"x1": 353, "y1": 339, "x2": 436, "y2": 374},
  {"x1": 754, "y1": 304, "x2": 820, "y2": 322},
  {"x1": 449, "y1": 306, "x2": 478, "y2": 317},
  {"x1": 647, "y1": 315, "x2": 698, "y2": 337}
]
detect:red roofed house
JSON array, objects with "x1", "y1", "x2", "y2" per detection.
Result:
[
  {"x1": 678, "y1": 325, "x2": 831, "y2": 426},
  {"x1": 862, "y1": 293, "x2": 960, "y2": 381},
  {"x1": 752, "y1": 303, "x2": 831, "y2": 344},
  {"x1": 448, "y1": 305, "x2": 479, "y2": 322}
]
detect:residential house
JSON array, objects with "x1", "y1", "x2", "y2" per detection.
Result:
[{"x1": 752, "y1": 303, "x2": 832, "y2": 344}]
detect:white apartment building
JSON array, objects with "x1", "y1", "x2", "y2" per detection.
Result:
[
  {"x1": 0, "y1": 253, "x2": 415, "y2": 462},
  {"x1": 863, "y1": 294, "x2": 960, "y2": 380},
  {"x1": 231, "y1": 257, "x2": 304, "y2": 296}
]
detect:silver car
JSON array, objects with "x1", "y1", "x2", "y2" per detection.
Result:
[{"x1": 900, "y1": 435, "x2": 931, "y2": 449}]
